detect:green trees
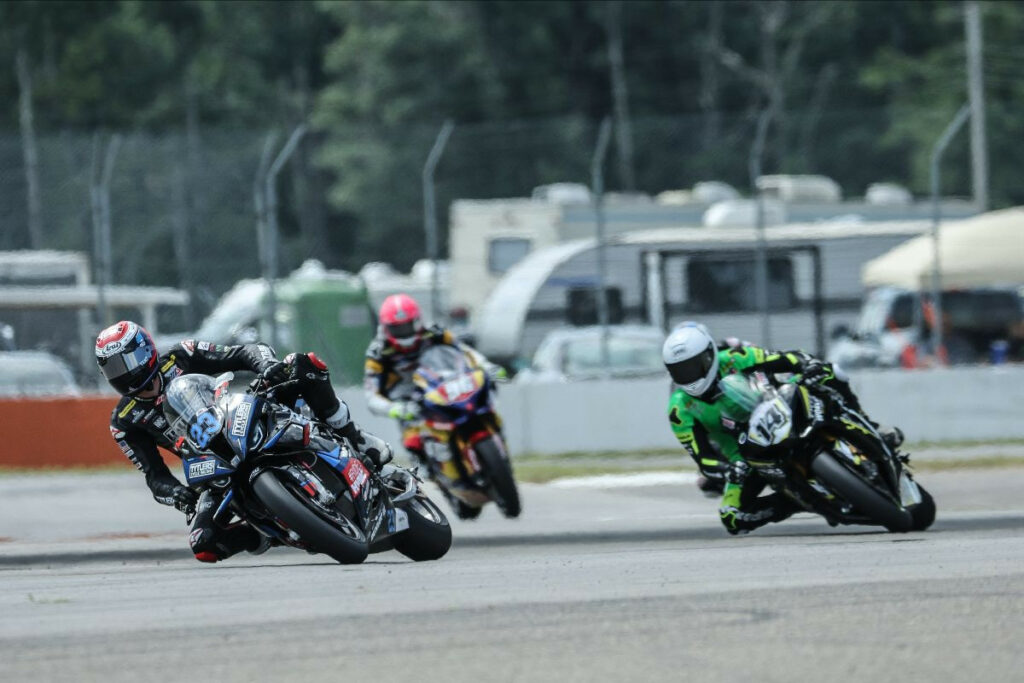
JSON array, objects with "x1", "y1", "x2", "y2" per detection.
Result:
[{"x1": 1, "y1": 0, "x2": 1022, "y2": 288}]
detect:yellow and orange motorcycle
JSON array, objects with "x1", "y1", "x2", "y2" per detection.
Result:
[{"x1": 410, "y1": 345, "x2": 520, "y2": 519}]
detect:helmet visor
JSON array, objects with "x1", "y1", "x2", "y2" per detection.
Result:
[
  {"x1": 667, "y1": 346, "x2": 716, "y2": 387},
  {"x1": 98, "y1": 341, "x2": 153, "y2": 383},
  {"x1": 386, "y1": 320, "x2": 418, "y2": 341}
]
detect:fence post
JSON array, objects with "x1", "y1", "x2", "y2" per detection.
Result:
[
  {"x1": 263, "y1": 124, "x2": 306, "y2": 350},
  {"x1": 929, "y1": 103, "x2": 971, "y2": 363},
  {"x1": 591, "y1": 116, "x2": 613, "y2": 373},
  {"x1": 423, "y1": 120, "x2": 455, "y2": 324}
]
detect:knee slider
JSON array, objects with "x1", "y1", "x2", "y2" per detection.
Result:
[{"x1": 189, "y1": 526, "x2": 219, "y2": 555}]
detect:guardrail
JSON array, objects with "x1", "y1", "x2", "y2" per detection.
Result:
[{"x1": 342, "y1": 365, "x2": 1024, "y2": 455}]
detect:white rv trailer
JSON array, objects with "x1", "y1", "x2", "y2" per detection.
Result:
[
  {"x1": 448, "y1": 193, "x2": 976, "y2": 321},
  {"x1": 473, "y1": 220, "x2": 930, "y2": 367}
]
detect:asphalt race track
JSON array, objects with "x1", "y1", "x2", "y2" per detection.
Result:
[{"x1": 2, "y1": 467, "x2": 1023, "y2": 682}]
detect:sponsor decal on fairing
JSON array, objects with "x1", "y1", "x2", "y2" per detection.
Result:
[
  {"x1": 188, "y1": 459, "x2": 217, "y2": 479},
  {"x1": 342, "y1": 459, "x2": 369, "y2": 496},
  {"x1": 231, "y1": 402, "x2": 252, "y2": 437}
]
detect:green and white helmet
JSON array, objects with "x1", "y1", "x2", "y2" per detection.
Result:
[{"x1": 662, "y1": 322, "x2": 718, "y2": 396}]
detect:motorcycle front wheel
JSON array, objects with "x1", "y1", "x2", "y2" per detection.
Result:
[
  {"x1": 810, "y1": 451, "x2": 912, "y2": 532},
  {"x1": 475, "y1": 436, "x2": 521, "y2": 518},
  {"x1": 909, "y1": 483, "x2": 936, "y2": 531},
  {"x1": 252, "y1": 470, "x2": 369, "y2": 564},
  {"x1": 392, "y1": 493, "x2": 452, "y2": 561}
]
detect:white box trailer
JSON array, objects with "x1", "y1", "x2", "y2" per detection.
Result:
[
  {"x1": 0, "y1": 250, "x2": 187, "y2": 381},
  {"x1": 473, "y1": 221, "x2": 929, "y2": 366}
]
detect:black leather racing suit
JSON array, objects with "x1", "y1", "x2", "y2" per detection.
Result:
[{"x1": 107, "y1": 340, "x2": 351, "y2": 561}]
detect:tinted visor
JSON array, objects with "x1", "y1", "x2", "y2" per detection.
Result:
[
  {"x1": 667, "y1": 346, "x2": 715, "y2": 386},
  {"x1": 386, "y1": 321, "x2": 417, "y2": 340},
  {"x1": 108, "y1": 365, "x2": 159, "y2": 396}
]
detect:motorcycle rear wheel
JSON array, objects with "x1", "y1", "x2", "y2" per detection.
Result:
[
  {"x1": 392, "y1": 494, "x2": 452, "y2": 562},
  {"x1": 476, "y1": 436, "x2": 521, "y2": 518},
  {"x1": 252, "y1": 470, "x2": 369, "y2": 564},
  {"x1": 810, "y1": 451, "x2": 912, "y2": 532}
]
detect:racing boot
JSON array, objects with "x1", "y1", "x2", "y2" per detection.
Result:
[
  {"x1": 438, "y1": 486, "x2": 483, "y2": 521},
  {"x1": 335, "y1": 421, "x2": 393, "y2": 470},
  {"x1": 696, "y1": 473, "x2": 726, "y2": 498}
]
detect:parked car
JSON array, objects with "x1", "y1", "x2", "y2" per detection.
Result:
[
  {"x1": 0, "y1": 351, "x2": 82, "y2": 397},
  {"x1": 514, "y1": 325, "x2": 666, "y2": 383},
  {"x1": 829, "y1": 287, "x2": 1024, "y2": 368}
]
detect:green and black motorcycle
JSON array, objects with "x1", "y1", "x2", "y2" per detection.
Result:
[{"x1": 719, "y1": 372, "x2": 935, "y2": 532}]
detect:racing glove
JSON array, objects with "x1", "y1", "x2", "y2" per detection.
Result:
[
  {"x1": 487, "y1": 364, "x2": 509, "y2": 383},
  {"x1": 799, "y1": 358, "x2": 833, "y2": 384},
  {"x1": 388, "y1": 401, "x2": 421, "y2": 421},
  {"x1": 726, "y1": 460, "x2": 751, "y2": 485},
  {"x1": 172, "y1": 485, "x2": 198, "y2": 514},
  {"x1": 257, "y1": 359, "x2": 292, "y2": 388}
]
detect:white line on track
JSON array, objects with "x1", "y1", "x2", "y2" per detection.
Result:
[{"x1": 547, "y1": 470, "x2": 697, "y2": 489}]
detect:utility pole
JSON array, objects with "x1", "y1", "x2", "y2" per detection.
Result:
[
  {"x1": 423, "y1": 120, "x2": 455, "y2": 325},
  {"x1": 965, "y1": 1, "x2": 988, "y2": 212}
]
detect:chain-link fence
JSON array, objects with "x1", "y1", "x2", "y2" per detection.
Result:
[{"x1": 0, "y1": 105, "x2": 1006, "y2": 384}]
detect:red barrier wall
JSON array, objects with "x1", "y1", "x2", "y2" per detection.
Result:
[{"x1": 0, "y1": 396, "x2": 173, "y2": 468}]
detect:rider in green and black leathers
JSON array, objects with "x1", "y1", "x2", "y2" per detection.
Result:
[{"x1": 663, "y1": 322, "x2": 901, "y2": 535}]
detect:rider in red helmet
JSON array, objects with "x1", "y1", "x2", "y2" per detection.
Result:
[
  {"x1": 365, "y1": 294, "x2": 505, "y2": 517},
  {"x1": 379, "y1": 293, "x2": 428, "y2": 352},
  {"x1": 97, "y1": 320, "x2": 391, "y2": 563}
]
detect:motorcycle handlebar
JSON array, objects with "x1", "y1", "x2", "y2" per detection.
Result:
[{"x1": 248, "y1": 377, "x2": 302, "y2": 398}]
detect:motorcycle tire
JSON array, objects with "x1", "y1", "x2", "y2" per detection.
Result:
[
  {"x1": 909, "y1": 483, "x2": 936, "y2": 531},
  {"x1": 252, "y1": 470, "x2": 369, "y2": 564},
  {"x1": 392, "y1": 493, "x2": 452, "y2": 562},
  {"x1": 810, "y1": 451, "x2": 912, "y2": 532},
  {"x1": 475, "y1": 436, "x2": 521, "y2": 519}
]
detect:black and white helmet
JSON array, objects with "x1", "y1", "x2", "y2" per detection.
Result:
[{"x1": 662, "y1": 322, "x2": 719, "y2": 397}]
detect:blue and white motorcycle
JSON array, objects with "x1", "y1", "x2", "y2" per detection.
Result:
[{"x1": 163, "y1": 373, "x2": 451, "y2": 564}]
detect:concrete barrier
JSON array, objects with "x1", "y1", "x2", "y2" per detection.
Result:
[
  {"x1": 403, "y1": 365, "x2": 1024, "y2": 455},
  {"x1": 5, "y1": 365, "x2": 1021, "y2": 468}
]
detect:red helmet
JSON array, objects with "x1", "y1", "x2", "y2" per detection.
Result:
[
  {"x1": 379, "y1": 294, "x2": 424, "y2": 351},
  {"x1": 95, "y1": 320, "x2": 160, "y2": 396}
]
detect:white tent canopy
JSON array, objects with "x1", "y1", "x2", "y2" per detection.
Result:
[{"x1": 862, "y1": 206, "x2": 1024, "y2": 290}]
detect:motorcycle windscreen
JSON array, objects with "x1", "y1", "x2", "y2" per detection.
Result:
[
  {"x1": 717, "y1": 374, "x2": 762, "y2": 421},
  {"x1": 415, "y1": 345, "x2": 482, "y2": 404},
  {"x1": 164, "y1": 374, "x2": 218, "y2": 441}
]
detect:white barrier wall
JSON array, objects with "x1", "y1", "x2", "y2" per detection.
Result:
[{"x1": 337, "y1": 365, "x2": 1024, "y2": 456}]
